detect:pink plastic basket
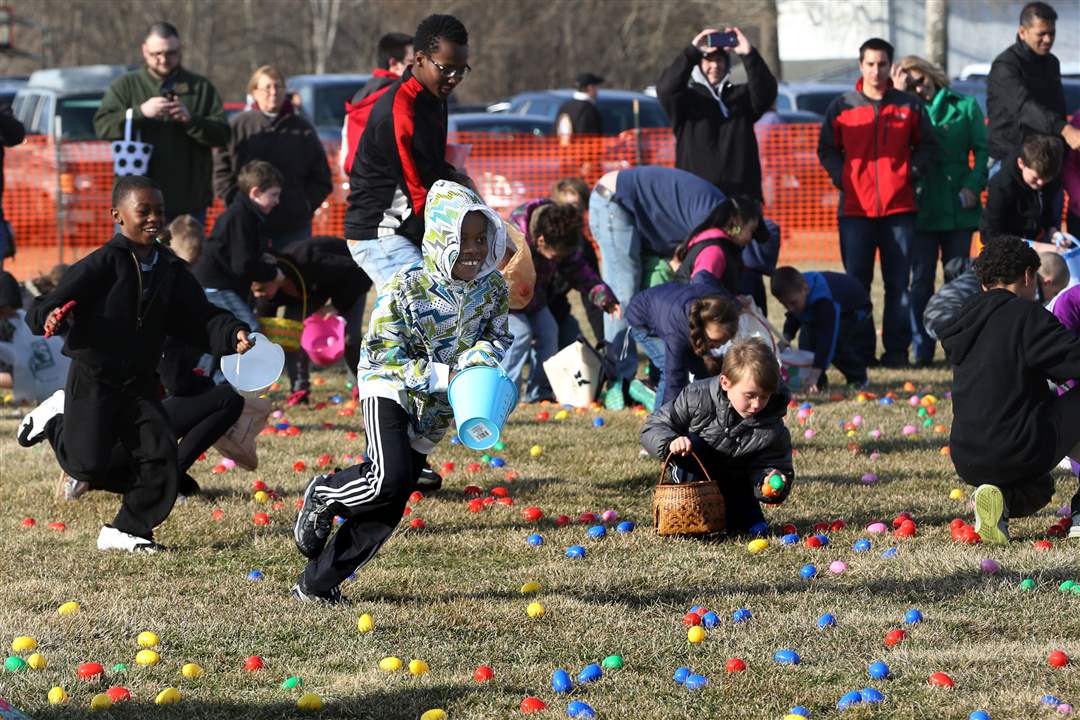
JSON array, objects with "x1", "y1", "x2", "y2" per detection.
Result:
[{"x1": 301, "y1": 314, "x2": 346, "y2": 367}]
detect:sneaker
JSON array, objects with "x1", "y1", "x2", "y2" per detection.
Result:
[
  {"x1": 97, "y1": 525, "x2": 161, "y2": 554},
  {"x1": 59, "y1": 474, "x2": 89, "y2": 501},
  {"x1": 294, "y1": 474, "x2": 334, "y2": 559},
  {"x1": 602, "y1": 381, "x2": 626, "y2": 411},
  {"x1": 416, "y1": 464, "x2": 443, "y2": 492},
  {"x1": 972, "y1": 484, "x2": 1010, "y2": 546},
  {"x1": 628, "y1": 379, "x2": 656, "y2": 413},
  {"x1": 287, "y1": 389, "x2": 310, "y2": 407},
  {"x1": 17, "y1": 389, "x2": 64, "y2": 447},
  {"x1": 291, "y1": 578, "x2": 345, "y2": 605}
]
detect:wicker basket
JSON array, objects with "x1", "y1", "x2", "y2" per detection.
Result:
[
  {"x1": 652, "y1": 451, "x2": 726, "y2": 536},
  {"x1": 257, "y1": 259, "x2": 306, "y2": 352}
]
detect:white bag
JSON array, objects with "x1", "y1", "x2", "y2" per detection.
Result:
[
  {"x1": 111, "y1": 108, "x2": 153, "y2": 177},
  {"x1": 212, "y1": 395, "x2": 271, "y2": 471},
  {"x1": 542, "y1": 340, "x2": 603, "y2": 408},
  {"x1": 0, "y1": 310, "x2": 70, "y2": 403}
]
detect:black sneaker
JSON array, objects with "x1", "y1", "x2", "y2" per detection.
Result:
[
  {"x1": 293, "y1": 474, "x2": 334, "y2": 559},
  {"x1": 416, "y1": 464, "x2": 443, "y2": 492},
  {"x1": 291, "y1": 577, "x2": 344, "y2": 605}
]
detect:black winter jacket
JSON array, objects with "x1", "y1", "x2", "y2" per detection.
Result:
[
  {"x1": 656, "y1": 46, "x2": 777, "y2": 200},
  {"x1": 986, "y1": 37, "x2": 1067, "y2": 161},
  {"x1": 981, "y1": 152, "x2": 1058, "y2": 240},
  {"x1": 641, "y1": 375, "x2": 793, "y2": 493},
  {"x1": 940, "y1": 288, "x2": 1080, "y2": 484},
  {"x1": 193, "y1": 193, "x2": 279, "y2": 295},
  {"x1": 26, "y1": 235, "x2": 248, "y2": 380},
  {"x1": 267, "y1": 236, "x2": 372, "y2": 315}
]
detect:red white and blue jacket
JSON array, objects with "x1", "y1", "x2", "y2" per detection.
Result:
[{"x1": 817, "y1": 79, "x2": 937, "y2": 218}]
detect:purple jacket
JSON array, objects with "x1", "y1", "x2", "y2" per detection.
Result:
[{"x1": 509, "y1": 200, "x2": 616, "y2": 315}]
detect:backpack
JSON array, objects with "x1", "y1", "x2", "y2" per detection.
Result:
[{"x1": 674, "y1": 230, "x2": 742, "y2": 293}]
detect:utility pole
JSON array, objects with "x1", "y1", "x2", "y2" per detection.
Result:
[{"x1": 925, "y1": 0, "x2": 948, "y2": 72}]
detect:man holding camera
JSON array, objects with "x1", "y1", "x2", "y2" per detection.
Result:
[
  {"x1": 656, "y1": 26, "x2": 777, "y2": 201},
  {"x1": 95, "y1": 22, "x2": 228, "y2": 223}
]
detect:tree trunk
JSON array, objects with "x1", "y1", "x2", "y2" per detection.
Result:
[
  {"x1": 759, "y1": 0, "x2": 781, "y2": 82},
  {"x1": 309, "y1": 0, "x2": 342, "y2": 75},
  {"x1": 925, "y1": 0, "x2": 948, "y2": 73}
]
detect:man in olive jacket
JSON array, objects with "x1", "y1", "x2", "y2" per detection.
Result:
[{"x1": 94, "y1": 22, "x2": 229, "y2": 222}]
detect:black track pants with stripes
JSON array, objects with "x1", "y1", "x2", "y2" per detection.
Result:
[{"x1": 302, "y1": 396, "x2": 426, "y2": 595}]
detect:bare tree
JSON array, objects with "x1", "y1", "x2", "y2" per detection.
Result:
[
  {"x1": 925, "y1": 0, "x2": 948, "y2": 72},
  {"x1": 309, "y1": 0, "x2": 342, "y2": 75}
]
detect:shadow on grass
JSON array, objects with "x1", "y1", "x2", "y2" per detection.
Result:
[{"x1": 24, "y1": 683, "x2": 489, "y2": 720}]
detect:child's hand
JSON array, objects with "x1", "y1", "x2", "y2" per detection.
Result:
[
  {"x1": 235, "y1": 329, "x2": 255, "y2": 354},
  {"x1": 43, "y1": 300, "x2": 76, "y2": 338},
  {"x1": 607, "y1": 302, "x2": 622, "y2": 319},
  {"x1": 804, "y1": 368, "x2": 823, "y2": 393},
  {"x1": 669, "y1": 436, "x2": 692, "y2": 456}
]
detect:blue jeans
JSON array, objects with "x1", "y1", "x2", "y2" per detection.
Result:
[
  {"x1": 588, "y1": 188, "x2": 639, "y2": 382},
  {"x1": 347, "y1": 234, "x2": 422, "y2": 293},
  {"x1": 505, "y1": 308, "x2": 559, "y2": 403},
  {"x1": 631, "y1": 327, "x2": 667, "y2": 405},
  {"x1": 839, "y1": 213, "x2": 915, "y2": 361},
  {"x1": 910, "y1": 228, "x2": 972, "y2": 363},
  {"x1": 265, "y1": 223, "x2": 312, "y2": 253}
]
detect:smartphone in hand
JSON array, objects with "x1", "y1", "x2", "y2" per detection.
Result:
[{"x1": 706, "y1": 31, "x2": 738, "y2": 49}]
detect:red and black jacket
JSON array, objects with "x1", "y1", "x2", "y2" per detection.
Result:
[
  {"x1": 343, "y1": 67, "x2": 457, "y2": 244},
  {"x1": 817, "y1": 79, "x2": 936, "y2": 218},
  {"x1": 341, "y1": 68, "x2": 400, "y2": 175}
]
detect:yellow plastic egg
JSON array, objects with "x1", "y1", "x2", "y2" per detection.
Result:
[
  {"x1": 57, "y1": 601, "x2": 80, "y2": 616},
  {"x1": 136, "y1": 649, "x2": 161, "y2": 666},
  {"x1": 155, "y1": 687, "x2": 182, "y2": 705},
  {"x1": 137, "y1": 630, "x2": 160, "y2": 647},
  {"x1": 90, "y1": 693, "x2": 113, "y2": 711},
  {"x1": 378, "y1": 656, "x2": 403, "y2": 672},
  {"x1": 11, "y1": 636, "x2": 37, "y2": 653},
  {"x1": 27, "y1": 652, "x2": 47, "y2": 670},
  {"x1": 181, "y1": 662, "x2": 203, "y2": 678},
  {"x1": 529, "y1": 445, "x2": 543, "y2": 458},
  {"x1": 527, "y1": 602, "x2": 545, "y2": 618},
  {"x1": 520, "y1": 581, "x2": 541, "y2": 594},
  {"x1": 254, "y1": 490, "x2": 270, "y2": 504},
  {"x1": 554, "y1": 410, "x2": 569, "y2": 421},
  {"x1": 687, "y1": 626, "x2": 706, "y2": 643},
  {"x1": 356, "y1": 613, "x2": 374, "y2": 633},
  {"x1": 297, "y1": 693, "x2": 323, "y2": 711},
  {"x1": 784, "y1": 715, "x2": 809, "y2": 720},
  {"x1": 47, "y1": 686, "x2": 68, "y2": 705},
  {"x1": 747, "y1": 538, "x2": 769, "y2": 554},
  {"x1": 420, "y1": 710, "x2": 447, "y2": 720},
  {"x1": 949, "y1": 488, "x2": 965, "y2": 500},
  {"x1": 409, "y1": 659, "x2": 430, "y2": 676}
]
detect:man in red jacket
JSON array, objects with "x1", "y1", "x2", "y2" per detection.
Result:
[
  {"x1": 818, "y1": 37, "x2": 936, "y2": 367},
  {"x1": 339, "y1": 32, "x2": 414, "y2": 175}
]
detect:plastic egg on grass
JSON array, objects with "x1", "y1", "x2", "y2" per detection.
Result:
[
  {"x1": 48, "y1": 687, "x2": 68, "y2": 705},
  {"x1": 567, "y1": 700, "x2": 597, "y2": 718},
  {"x1": 578, "y1": 663, "x2": 603, "y2": 683},
  {"x1": 520, "y1": 697, "x2": 547, "y2": 713},
  {"x1": 520, "y1": 581, "x2": 540, "y2": 594},
  {"x1": 701, "y1": 611, "x2": 719, "y2": 628},
  {"x1": 800, "y1": 564, "x2": 817, "y2": 580},
  {"x1": 1049, "y1": 650, "x2": 1070, "y2": 668},
  {"x1": 357, "y1": 613, "x2": 375, "y2": 633},
  {"x1": 527, "y1": 602, "x2": 545, "y2": 619},
  {"x1": 817, "y1": 613, "x2": 836, "y2": 629},
  {"x1": 90, "y1": 693, "x2": 113, "y2": 711},
  {"x1": 27, "y1": 652, "x2": 46, "y2": 670},
  {"x1": 551, "y1": 669, "x2": 573, "y2": 693},
  {"x1": 687, "y1": 626, "x2": 706, "y2": 643},
  {"x1": 773, "y1": 649, "x2": 800, "y2": 665},
  {"x1": 420, "y1": 710, "x2": 448, "y2": 720},
  {"x1": 105, "y1": 687, "x2": 130, "y2": 703},
  {"x1": 181, "y1": 662, "x2": 203, "y2": 679},
  {"x1": 673, "y1": 666, "x2": 691, "y2": 685},
  {"x1": 616, "y1": 521, "x2": 635, "y2": 533},
  {"x1": 747, "y1": 538, "x2": 769, "y2": 554},
  {"x1": 379, "y1": 657, "x2": 403, "y2": 672},
  {"x1": 565, "y1": 545, "x2": 586, "y2": 559},
  {"x1": 57, "y1": 601, "x2": 80, "y2": 616},
  {"x1": 726, "y1": 658, "x2": 747, "y2": 672},
  {"x1": 602, "y1": 655, "x2": 623, "y2": 670},
  {"x1": 884, "y1": 629, "x2": 907, "y2": 647},
  {"x1": 1020, "y1": 578, "x2": 1037, "y2": 591},
  {"x1": 135, "y1": 649, "x2": 160, "y2": 667},
  {"x1": 868, "y1": 661, "x2": 890, "y2": 679},
  {"x1": 949, "y1": 488, "x2": 965, "y2": 500},
  {"x1": 529, "y1": 445, "x2": 543, "y2": 458},
  {"x1": 979, "y1": 558, "x2": 1000, "y2": 574},
  {"x1": 77, "y1": 662, "x2": 105, "y2": 680},
  {"x1": 11, "y1": 636, "x2": 37, "y2": 653},
  {"x1": 684, "y1": 673, "x2": 709, "y2": 690},
  {"x1": 243, "y1": 655, "x2": 264, "y2": 672},
  {"x1": 409, "y1": 659, "x2": 430, "y2": 676},
  {"x1": 866, "y1": 522, "x2": 888, "y2": 534},
  {"x1": 904, "y1": 609, "x2": 923, "y2": 624},
  {"x1": 154, "y1": 687, "x2": 182, "y2": 705},
  {"x1": 136, "y1": 631, "x2": 159, "y2": 647},
  {"x1": 732, "y1": 608, "x2": 753, "y2": 623},
  {"x1": 587, "y1": 525, "x2": 607, "y2": 540},
  {"x1": 828, "y1": 561, "x2": 848, "y2": 575},
  {"x1": 928, "y1": 671, "x2": 955, "y2": 688},
  {"x1": 854, "y1": 539, "x2": 872, "y2": 552},
  {"x1": 473, "y1": 665, "x2": 494, "y2": 682},
  {"x1": 295, "y1": 693, "x2": 323, "y2": 712},
  {"x1": 281, "y1": 676, "x2": 303, "y2": 690},
  {"x1": 5, "y1": 656, "x2": 27, "y2": 672},
  {"x1": 969, "y1": 711, "x2": 991, "y2": 720},
  {"x1": 860, "y1": 473, "x2": 878, "y2": 485}
]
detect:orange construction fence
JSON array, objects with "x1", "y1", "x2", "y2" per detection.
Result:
[{"x1": 0, "y1": 124, "x2": 917, "y2": 278}]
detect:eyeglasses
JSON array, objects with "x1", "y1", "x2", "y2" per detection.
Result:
[
  {"x1": 147, "y1": 49, "x2": 180, "y2": 60},
  {"x1": 428, "y1": 58, "x2": 471, "y2": 79}
]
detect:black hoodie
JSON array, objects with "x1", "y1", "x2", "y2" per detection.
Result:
[
  {"x1": 940, "y1": 288, "x2": 1080, "y2": 483},
  {"x1": 26, "y1": 235, "x2": 248, "y2": 380}
]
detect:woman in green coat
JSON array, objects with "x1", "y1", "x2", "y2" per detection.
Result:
[{"x1": 894, "y1": 55, "x2": 987, "y2": 366}]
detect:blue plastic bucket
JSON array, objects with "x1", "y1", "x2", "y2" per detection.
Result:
[
  {"x1": 448, "y1": 365, "x2": 519, "y2": 450},
  {"x1": 1063, "y1": 246, "x2": 1080, "y2": 281}
]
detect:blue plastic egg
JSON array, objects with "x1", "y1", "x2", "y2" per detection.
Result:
[
  {"x1": 789, "y1": 707, "x2": 811, "y2": 718},
  {"x1": 450, "y1": 435, "x2": 461, "y2": 445},
  {"x1": 701, "y1": 611, "x2": 719, "y2": 628},
  {"x1": 577, "y1": 663, "x2": 602, "y2": 683},
  {"x1": 274, "y1": 422, "x2": 290, "y2": 430},
  {"x1": 853, "y1": 539, "x2": 872, "y2": 552},
  {"x1": 330, "y1": 394, "x2": 343, "y2": 404},
  {"x1": 593, "y1": 417, "x2": 605, "y2": 427},
  {"x1": 684, "y1": 673, "x2": 708, "y2": 690},
  {"x1": 880, "y1": 397, "x2": 894, "y2": 405},
  {"x1": 749, "y1": 521, "x2": 769, "y2": 537},
  {"x1": 567, "y1": 700, "x2": 596, "y2": 718},
  {"x1": 587, "y1": 525, "x2": 607, "y2": 540},
  {"x1": 838, "y1": 690, "x2": 863, "y2": 709},
  {"x1": 673, "y1": 666, "x2": 691, "y2": 685},
  {"x1": 904, "y1": 608, "x2": 923, "y2": 624},
  {"x1": 882, "y1": 547, "x2": 899, "y2": 558},
  {"x1": 1042, "y1": 695, "x2": 1061, "y2": 706},
  {"x1": 868, "y1": 661, "x2": 890, "y2": 679},
  {"x1": 689, "y1": 605, "x2": 704, "y2": 614},
  {"x1": 800, "y1": 402, "x2": 813, "y2": 410},
  {"x1": 781, "y1": 533, "x2": 800, "y2": 544},
  {"x1": 969, "y1": 711, "x2": 990, "y2": 720},
  {"x1": 813, "y1": 533, "x2": 830, "y2": 547},
  {"x1": 566, "y1": 545, "x2": 586, "y2": 558},
  {"x1": 616, "y1": 521, "x2": 635, "y2": 533},
  {"x1": 527, "y1": 533, "x2": 544, "y2": 546},
  {"x1": 800, "y1": 564, "x2": 817, "y2": 580},
  {"x1": 490, "y1": 457, "x2": 506, "y2": 468},
  {"x1": 774, "y1": 649, "x2": 800, "y2": 665},
  {"x1": 859, "y1": 688, "x2": 884, "y2": 703},
  {"x1": 732, "y1": 608, "x2": 753, "y2": 623},
  {"x1": 247, "y1": 570, "x2": 264, "y2": 581},
  {"x1": 551, "y1": 669, "x2": 573, "y2": 693},
  {"x1": 817, "y1": 613, "x2": 836, "y2": 629}
]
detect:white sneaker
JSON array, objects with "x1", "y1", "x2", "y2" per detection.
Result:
[
  {"x1": 17, "y1": 389, "x2": 65, "y2": 447},
  {"x1": 96, "y1": 525, "x2": 160, "y2": 554}
]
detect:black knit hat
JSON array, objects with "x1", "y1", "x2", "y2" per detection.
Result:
[{"x1": 0, "y1": 271, "x2": 22, "y2": 309}]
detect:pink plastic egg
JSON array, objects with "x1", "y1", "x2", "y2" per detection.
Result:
[
  {"x1": 866, "y1": 522, "x2": 888, "y2": 534},
  {"x1": 869, "y1": 429, "x2": 882, "y2": 440},
  {"x1": 828, "y1": 560, "x2": 848, "y2": 574},
  {"x1": 979, "y1": 558, "x2": 1000, "y2": 574},
  {"x1": 860, "y1": 473, "x2": 878, "y2": 484},
  {"x1": 804, "y1": 429, "x2": 817, "y2": 439},
  {"x1": 902, "y1": 425, "x2": 918, "y2": 435}
]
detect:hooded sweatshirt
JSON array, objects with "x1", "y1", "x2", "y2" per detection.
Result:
[
  {"x1": 357, "y1": 180, "x2": 511, "y2": 453},
  {"x1": 940, "y1": 288, "x2": 1080, "y2": 484}
]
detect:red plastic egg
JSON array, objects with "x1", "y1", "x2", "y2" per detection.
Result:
[
  {"x1": 403, "y1": 506, "x2": 412, "y2": 516},
  {"x1": 463, "y1": 485, "x2": 482, "y2": 496},
  {"x1": 467, "y1": 498, "x2": 486, "y2": 513},
  {"x1": 805, "y1": 536, "x2": 823, "y2": 549},
  {"x1": 211, "y1": 464, "x2": 228, "y2": 474},
  {"x1": 522, "y1": 506, "x2": 543, "y2": 522},
  {"x1": 410, "y1": 518, "x2": 427, "y2": 530},
  {"x1": 20, "y1": 517, "x2": 35, "y2": 528},
  {"x1": 293, "y1": 461, "x2": 307, "y2": 472},
  {"x1": 505, "y1": 470, "x2": 520, "y2": 481},
  {"x1": 244, "y1": 655, "x2": 264, "y2": 671},
  {"x1": 211, "y1": 508, "x2": 225, "y2": 521},
  {"x1": 683, "y1": 612, "x2": 702, "y2": 626},
  {"x1": 949, "y1": 518, "x2": 966, "y2": 530},
  {"x1": 555, "y1": 515, "x2": 571, "y2": 527},
  {"x1": 442, "y1": 462, "x2": 455, "y2": 474},
  {"x1": 345, "y1": 431, "x2": 359, "y2": 440},
  {"x1": 1048, "y1": 525, "x2": 1067, "y2": 538},
  {"x1": 286, "y1": 426, "x2": 301, "y2": 436},
  {"x1": 579, "y1": 512, "x2": 598, "y2": 524},
  {"x1": 830, "y1": 519, "x2": 847, "y2": 532},
  {"x1": 497, "y1": 497, "x2": 514, "y2": 506},
  {"x1": 813, "y1": 522, "x2": 830, "y2": 533},
  {"x1": 409, "y1": 491, "x2": 424, "y2": 504},
  {"x1": 781, "y1": 523, "x2": 797, "y2": 535},
  {"x1": 317, "y1": 454, "x2": 332, "y2": 467},
  {"x1": 482, "y1": 497, "x2": 496, "y2": 507},
  {"x1": 520, "y1": 697, "x2": 547, "y2": 713},
  {"x1": 105, "y1": 686, "x2": 131, "y2": 703},
  {"x1": 491, "y1": 486, "x2": 510, "y2": 498},
  {"x1": 467, "y1": 462, "x2": 483, "y2": 473},
  {"x1": 1049, "y1": 650, "x2": 1070, "y2": 668},
  {"x1": 725, "y1": 657, "x2": 747, "y2": 672},
  {"x1": 251, "y1": 480, "x2": 268, "y2": 492},
  {"x1": 535, "y1": 412, "x2": 550, "y2": 422},
  {"x1": 1034, "y1": 540, "x2": 1053, "y2": 551},
  {"x1": 884, "y1": 629, "x2": 907, "y2": 647},
  {"x1": 927, "y1": 671, "x2": 954, "y2": 688},
  {"x1": 48, "y1": 521, "x2": 66, "y2": 532},
  {"x1": 252, "y1": 512, "x2": 270, "y2": 526},
  {"x1": 473, "y1": 665, "x2": 494, "y2": 682},
  {"x1": 77, "y1": 661, "x2": 105, "y2": 680},
  {"x1": 694, "y1": 607, "x2": 709, "y2": 617}
]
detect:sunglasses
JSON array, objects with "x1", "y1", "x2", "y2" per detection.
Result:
[{"x1": 428, "y1": 58, "x2": 471, "y2": 80}]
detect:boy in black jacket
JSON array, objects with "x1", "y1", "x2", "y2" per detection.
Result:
[
  {"x1": 940, "y1": 236, "x2": 1080, "y2": 545},
  {"x1": 18, "y1": 176, "x2": 253, "y2": 553},
  {"x1": 982, "y1": 135, "x2": 1064, "y2": 244},
  {"x1": 193, "y1": 160, "x2": 284, "y2": 329}
]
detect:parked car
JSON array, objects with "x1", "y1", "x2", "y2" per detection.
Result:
[
  {"x1": 448, "y1": 113, "x2": 552, "y2": 135},
  {"x1": 494, "y1": 89, "x2": 669, "y2": 134},
  {"x1": 12, "y1": 64, "x2": 130, "y2": 140},
  {"x1": 286, "y1": 73, "x2": 371, "y2": 142},
  {"x1": 0, "y1": 76, "x2": 28, "y2": 111},
  {"x1": 774, "y1": 83, "x2": 849, "y2": 117}
]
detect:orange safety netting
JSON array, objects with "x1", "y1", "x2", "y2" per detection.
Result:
[{"x1": 0, "y1": 124, "x2": 988, "y2": 279}]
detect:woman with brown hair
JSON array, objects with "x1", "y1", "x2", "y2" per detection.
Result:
[
  {"x1": 893, "y1": 55, "x2": 987, "y2": 366},
  {"x1": 213, "y1": 65, "x2": 332, "y2": 251}
]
